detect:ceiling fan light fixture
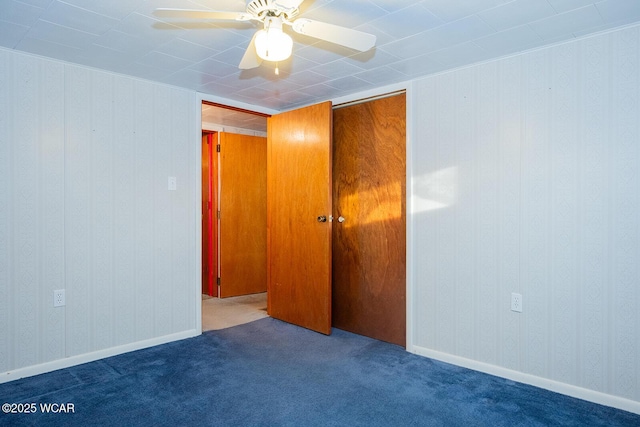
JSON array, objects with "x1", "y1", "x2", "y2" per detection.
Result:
[
  {"x1": 155, "y1": 1, "x2": 378, "y2": 71},
  {"x1": 255, "y1": 17, "x2": 293, "y2": 62}
]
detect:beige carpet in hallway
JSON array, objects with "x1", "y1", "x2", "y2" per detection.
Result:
[{"x1": 202, "y1": 292, "x2": 269, "y2": 331}]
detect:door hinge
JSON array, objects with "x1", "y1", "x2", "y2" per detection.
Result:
[
  {"x1": 217, "y1": 210, "x2": 221, "y2": 219},
  {"x1": 217, "y1": 277, "x2": 221, "y2": 286},
  {"x1": 216, "y1": 144, "x2": 221, "y2": 152}
]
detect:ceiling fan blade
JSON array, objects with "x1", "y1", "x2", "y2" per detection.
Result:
[
  {"x1": 153, "y1": 8, "x2": 252, "y2": 21},
  {"x1": 291, "y1": 19, "x2": 376, "y2": 52},
  {"x1": 239, "y1": 32, "x2": 263, "y2": 70}
]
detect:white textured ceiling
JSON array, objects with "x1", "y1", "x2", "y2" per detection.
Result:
[{"x1": 2, "y1": 0, "x2": 640, "y2": 116}]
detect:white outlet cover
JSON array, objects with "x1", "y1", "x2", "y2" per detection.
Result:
[
  {"x1": 511, "y1": 292, "x2": 522, "y2": 313},
  {"x1": 54, "y1": 289, "x2": 66, "y2": 307}
]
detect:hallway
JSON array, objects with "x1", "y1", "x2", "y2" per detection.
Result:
[{"x1": 202, "y1": 293, "x2": 268, "y2": 331}]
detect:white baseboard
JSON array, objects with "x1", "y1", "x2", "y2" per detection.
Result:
[
  {"x1": 410, "y1": 345, "x2": 640, "y2": 415},
  {"x1": 0, "y1": 329, "x2": 200, "y2": 384}
]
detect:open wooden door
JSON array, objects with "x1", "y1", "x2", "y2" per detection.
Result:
[
  {"x1": 219, "y1": 132, "x2": 267, "y2": 297},
  {"x1": 202, "y1": 132, "x2": 217, "y2": 297},
  {"x1": 267, "y1": 101, "x2": 333, "y2": 335}
]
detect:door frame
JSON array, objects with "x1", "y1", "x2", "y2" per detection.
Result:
[
  {"x1": 193, "y1": 84, "x2": 413, "y2": 347},
  {"x1": 194, "y1": 94, "x2": 278, "y2": 334}
]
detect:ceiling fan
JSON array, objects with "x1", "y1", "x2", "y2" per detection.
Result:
[{"x1": 154, "y1": 0, "x2": 377, "y2": 70}]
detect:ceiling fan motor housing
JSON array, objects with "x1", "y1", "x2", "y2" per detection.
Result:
[{"x1": 246, "y1": 0, "x2": 300, "y2": 22}]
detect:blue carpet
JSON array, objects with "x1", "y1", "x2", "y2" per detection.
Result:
[{"x1": 1, "y1": 318, "x2": 639, "y2": 426}]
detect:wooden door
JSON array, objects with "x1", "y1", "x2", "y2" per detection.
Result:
[
  {"x1": 267, "y1": 101, "x2": 333, "y2": 335},
  {"x1": 219, "y1": 132, "x2": 267, "y2": 297},
  {"x1": 332, "y1": 94, "x2": 406, "y2": 346},
  {"x1": 202, "y1": 132, "x2": 218, "y2": 297}
]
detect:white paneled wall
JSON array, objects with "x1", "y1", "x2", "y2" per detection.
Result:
[
  {"x1": 0, "y1": 48, "x2": 197, "y2": 376},
  {"x1": 411, "y1": 24, "x2": 640, "y2": 407}
]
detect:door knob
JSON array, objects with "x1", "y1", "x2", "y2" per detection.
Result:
[
  {"x1": 317, "y1": 215, "x2": 327, "y2": 222},
  {"x1": 338, "y1": 216, "x2": 345, "y2": 223}
]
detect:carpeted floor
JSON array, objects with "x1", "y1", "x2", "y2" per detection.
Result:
[{"x1": 1, "y1": 318, "x2": 639, "y2": 426}]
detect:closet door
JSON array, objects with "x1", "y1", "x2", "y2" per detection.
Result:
[
  {"x1": 267, "y1": 101, "x2": 333, "y2": 334},
  {"x1": 332, "y1": 94, "x2": 406, "y2": 346}
]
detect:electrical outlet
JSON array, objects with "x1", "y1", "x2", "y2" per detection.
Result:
[
  {"x1": 53, "y1": 289, "x2": 65, "y2": 307},
  {"x1": 511, "y1": 292, "x2": 522, "y2": 313}
]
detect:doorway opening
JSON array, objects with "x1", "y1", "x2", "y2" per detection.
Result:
[{"x1": 200, "y1": 101, "x2": 269, "y2": 331}]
